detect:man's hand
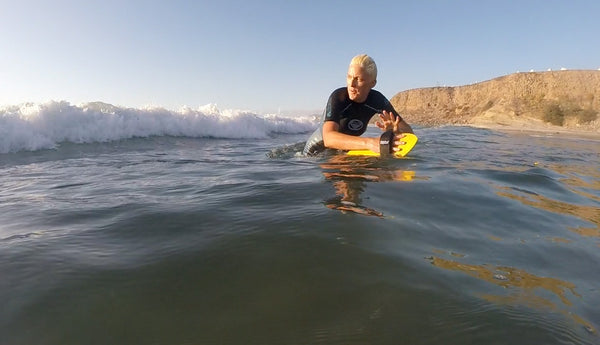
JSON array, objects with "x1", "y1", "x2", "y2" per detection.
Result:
[
  {"x1": 392, "y1": 133, "x2": 407, "y2": 153},
  {"x1": 375, "y1": 110, "x2": 401, "y2": 134}
]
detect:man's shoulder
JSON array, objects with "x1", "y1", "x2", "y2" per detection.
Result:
[
  {"x1": 366, "y1": 89, "x2": 391, "y2": 107},
  {"x1": 330, "y1": 87, "x2": 348, "y2": 98},
  {"x1": 327, "y1": 87, "x2": 350, "y2": 106},
  {"x1": 367, "y1": 89, "x2": 387, "y2": 100}
]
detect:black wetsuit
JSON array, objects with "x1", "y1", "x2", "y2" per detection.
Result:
[{"x1": 303, "y1": 87, "x2": 403, "y2": 156}]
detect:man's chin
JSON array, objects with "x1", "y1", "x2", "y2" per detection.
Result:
[{"x1": 350, "y1": 95, "x2": 365, "y2": 102}]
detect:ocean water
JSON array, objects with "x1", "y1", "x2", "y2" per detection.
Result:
[{"x1": 1, "y1": 102, "x2": 599, "y2": 345}]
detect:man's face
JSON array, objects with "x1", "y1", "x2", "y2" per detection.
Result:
[{"x1": 346, "y1": 64, "x2": 376, "y2": 103}]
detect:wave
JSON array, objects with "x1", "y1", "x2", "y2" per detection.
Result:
[{"x1": 0, "y1": 101, "x2": 319, "y2": 153}]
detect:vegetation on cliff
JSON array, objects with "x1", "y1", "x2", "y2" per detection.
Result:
[{"x1": 390, "y1": 70, "x2": 600, "y2": 132}]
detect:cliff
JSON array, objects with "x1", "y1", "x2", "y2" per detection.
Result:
[{"x1": 390, "y1": 70, "x2": 600, "y2": 133}]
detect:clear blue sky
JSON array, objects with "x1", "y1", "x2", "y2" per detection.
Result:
[{"x1": 1, "y1": 0, "x2": 598, "y2": 113}]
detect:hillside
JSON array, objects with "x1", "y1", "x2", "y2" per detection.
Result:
[{"x1": 390, "y1": 70, "x2": 600, "y2": 134}]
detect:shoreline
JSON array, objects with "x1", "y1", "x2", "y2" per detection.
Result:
[{"x1": 466, "y1": 122, "x2": 600, "y2": 140}]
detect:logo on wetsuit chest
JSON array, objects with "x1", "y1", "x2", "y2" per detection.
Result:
[{"x1": 347, "y1": 119, "x2": 364, "y2": 131}]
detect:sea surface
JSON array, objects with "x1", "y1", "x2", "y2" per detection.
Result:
[{"x1": 1, "y1": 102, "x2": 599, "y2": 345}]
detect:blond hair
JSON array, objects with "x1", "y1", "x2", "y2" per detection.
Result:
[{"x1": 350, "y1": 54, "x2": 377, "y2": 80}]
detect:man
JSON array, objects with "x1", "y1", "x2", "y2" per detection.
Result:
[{"x1": 303, "y1": 54, "x2": 413, "y2": 156}]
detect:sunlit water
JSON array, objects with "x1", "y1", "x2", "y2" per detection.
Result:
[{"x1": 1, "y1": 125, "x2": 599, "y2": 345}]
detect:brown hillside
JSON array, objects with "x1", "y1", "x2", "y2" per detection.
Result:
[{"x1": 390, "y1": 70, "x2": 600, "y2": 133}]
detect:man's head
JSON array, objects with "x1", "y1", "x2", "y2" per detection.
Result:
[{"x1": 347, "y1": 54, "x2": 377, "y2": 102}]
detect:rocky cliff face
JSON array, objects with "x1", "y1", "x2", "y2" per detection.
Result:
[{"x1": 390, "y1": 70, "x2": 600, "y2": 131}]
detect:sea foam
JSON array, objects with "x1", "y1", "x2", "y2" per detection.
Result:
[{"x1": 0, "y1": 101, "x2": 319, "y2": 153}]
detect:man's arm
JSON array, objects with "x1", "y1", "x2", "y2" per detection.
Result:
[
  {"x1": 396, "y1": 118, "x2": 413, "y2": 134},
  {"x1": 322, "y1": 121, "x2": 380, "y2": 152}
]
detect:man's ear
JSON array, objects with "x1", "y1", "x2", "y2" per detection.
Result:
[{"x1": 371, "y1": 79, "x2": 377, "y2": 88}]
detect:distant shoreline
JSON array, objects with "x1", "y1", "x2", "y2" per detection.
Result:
[{"x1": 466, "y1": 121, "x2": 600, "y2": 140}]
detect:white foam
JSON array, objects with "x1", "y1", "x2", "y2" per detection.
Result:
[{"x1": 0, "y1": 101, "x2": 319, "y2": 153}]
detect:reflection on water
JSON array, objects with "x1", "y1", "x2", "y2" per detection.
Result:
[
  {"x1": 320, "y1": 155, "x2": 419, "y2": 217},
  {"x1": 428, "y1": 256, "x2": 596, "y2": 334},
  {"x1": 325, "y1": 180, "x2": 383, "y2": 217},
  {"x1": 546, "y1": 236, "x2": 572, "y2": 244},
  {"x1": 544, "y1": 162, "x2": 600, "y2": 203},
  {"x1": 496, "y1": 186, "x2": 600, "y2": 238},
  {"x1": 429, "y1": 256, "x2": 579, "y2": 305}
]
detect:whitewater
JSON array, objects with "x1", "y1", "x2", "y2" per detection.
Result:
[{"x1": 0, "y1": 101, "x2": 318, "y2": 154}]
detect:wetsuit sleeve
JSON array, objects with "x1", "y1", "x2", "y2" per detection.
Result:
[
  {"x1": 382, "y1": 97, "x2": 404, "y2": 121},
  {"x1": 366, "y1": 90, "x2": 404, "y2": 122}
]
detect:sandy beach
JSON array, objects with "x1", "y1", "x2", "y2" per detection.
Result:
[
  {"x1": 467, "y1": 112, "x2": 600, "y2": 140},
  {"x1": 470, "y1": 124, "x2": 600, "y2": 141}
]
